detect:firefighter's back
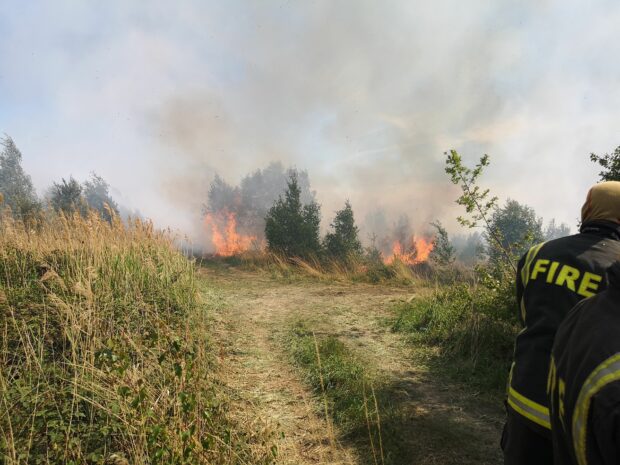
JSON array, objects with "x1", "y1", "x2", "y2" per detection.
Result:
[
  {"x1": 509, "y1": 226, "x2": 620, "y2": 429},
  {"x1": 502, "y1": 181, "x2": 620, "y2": 465},
  {"x1": 503, "y1": 222, "x2": 620, "y2": 465},
  {"x1": 549, "y1": 261, "x2": 620, "y2": 465}
]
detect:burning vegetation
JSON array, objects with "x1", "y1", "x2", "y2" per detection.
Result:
[
  {"x1": 203, "y1": 163, "x2": 438, "y2": 269},
  {"x1": 204, "y1": 211, "x2": 257, "y2": 256},
  {"x1": 384, "y1": 237, "x2": 435, "y2": 265}
]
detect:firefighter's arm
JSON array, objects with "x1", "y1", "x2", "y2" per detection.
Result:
[{"x1": 589, "y1": 384, "x2": 620, "y2": 465}]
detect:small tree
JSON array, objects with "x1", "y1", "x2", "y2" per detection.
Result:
[
  {"x1": 324, "y1": 200, "x2": 363, "y2": 260},
  {"x1": 590, "y1": 146, "x2": 620, "y2": 181},
  {"x1": 0, "y1": 136, "x2": 40, "y2": 219},
  {"x1": 445, "y1": 150, "x2": 516, "y2": 272},
  {"x1": 265, "y1": 173, "x2": 321, "y2": 258},
  {"x1": 50, "y1": 177, "x2": 86, "y2": 216},
  {"x1": 429, "y1": 221, "x2": 455, "y2": 266},
  {"x1": 486, "y1": 199, "x2": 544, "y2": 267},
  {"x1": 83, "y1": 173, "x2": 119, "y2": 222}
]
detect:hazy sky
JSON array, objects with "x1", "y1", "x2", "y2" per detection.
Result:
[{"x1": 2, "y1": 1, "x2": 620, "y2": 239}]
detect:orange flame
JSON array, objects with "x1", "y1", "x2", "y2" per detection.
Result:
[
  {"x1": 204, "y1": 211, "x2": 256, "y2": 256},
  {"x1": 384, "y1": 237, "x2": 434, "y2": 265}
]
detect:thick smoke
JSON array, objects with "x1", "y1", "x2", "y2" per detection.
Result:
[{"x1": 4, "y1": 1, "x2": 620, "y2": 238}]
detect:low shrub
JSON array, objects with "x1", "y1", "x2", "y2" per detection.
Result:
[{"x1": 392, "y1": 270, "x2": 519, "y2": 391}]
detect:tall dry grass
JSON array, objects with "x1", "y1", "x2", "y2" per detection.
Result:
[
  {"x1": 0, "y1": 211, "x2": 274, "y2": 465},
  {"x1": 237, "y1": 251, "x2": 416, "y2": 285}
]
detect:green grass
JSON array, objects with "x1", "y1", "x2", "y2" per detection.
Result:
[
  {"x1": 0, "y1": 212, "x2": 274, "y2": 465},
  {"x1": 392, "y1": 277, "x2": 519, "y2": 393},
  {"x1": 286, "y1": 321, "x2": 406, "y2": 465}
]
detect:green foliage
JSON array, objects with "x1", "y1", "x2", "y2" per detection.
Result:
[
  {"x1": 324, "y1": 200, "x2": 363, "y2": 260},
  {"x1": 445, "y1": 150, "x2": 517, "y2": 271},
  {"x1": 287, "y1": 322, "x2": 403, "y2": 464},
  {"x1": 265, "y1": 173, "x2": 322, "y2": 259},
  {"x1": 0, "y1": 136, "x2": 40, "y2": 220},
  {"x1": 50, "y1": 176, "x2": 87, "y2": 216},
  {"x1": 83, "y1": 173, "x2": 119, "y2": 222},
  {"x1": 444, "y1": 150, "x2": 497, "y2": 230},
  {"x1": 486, "y1": 199, "x2": 544, "y2": 268},
  {"x1": 49, "y1": 174, "x2": 119, "y2": 222},
  {"x1": 361, "y1": 245, "x2": 399, "y2": 283},
  {"x1": 590, "y1": 146, "x2": 620, "y2": 181},
  {"x1": 392, "y1": 271, "x2": 519, "y2": 391},
  {"x1": 429, "y1": 221, "x2": 455, "y2": 266}
]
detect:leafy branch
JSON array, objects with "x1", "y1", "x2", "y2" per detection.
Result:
[{"x1": 444, "y1": 150, "x2": 516, "y2": 272}]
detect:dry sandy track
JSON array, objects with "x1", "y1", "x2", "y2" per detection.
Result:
[{"x1": 202, "y1": 266, "x2": 504, "y2": 465}]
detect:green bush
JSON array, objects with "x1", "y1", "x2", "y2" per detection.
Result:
[{"x1": 392, "y1": 272, "x2": 519, "y2": 391}]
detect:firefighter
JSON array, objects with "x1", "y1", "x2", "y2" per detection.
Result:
[
  {"x1": 548, "y1": 261, "x2": 620, "y2": 465},
  {"x1": 502, "y1": 181, "x2": 620, "y2": 465}
]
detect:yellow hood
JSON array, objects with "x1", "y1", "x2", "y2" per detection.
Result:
[{"x1": 581, "y1": 181, "x2": 620, "y2": 225}]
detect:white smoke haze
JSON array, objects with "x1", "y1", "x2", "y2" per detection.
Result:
[{"x1": 2, "y1": 0, "x2": 620, "y2": 245}]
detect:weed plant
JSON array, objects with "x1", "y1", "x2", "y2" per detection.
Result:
[
  {"x1": 392, "y1": 268, "x2": 519, "y2": 392},
  {"x1": 0, "y1": 211, "x2": 274, "y2": 464}
]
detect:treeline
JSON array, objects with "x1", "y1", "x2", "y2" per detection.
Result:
[
  {"x1": 0, "y1": 136, "x2": 120, "y2": 222},
  {"x1": 206, "y1": 165, "x2": 572, "y2": 271}
]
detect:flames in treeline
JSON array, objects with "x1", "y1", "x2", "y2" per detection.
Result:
[
  {"x1": 202, "y1": 163, "x2": 435, "y2": 264},
  {"x1": 204, "y1": 211, "x2": 257, "y2": 257},
  {"x1": 204, "y1": 210, "x2": 434, "y2": 264},
  {"x1": 384, "y1": 237, "x2": 434, "y2": 265}
]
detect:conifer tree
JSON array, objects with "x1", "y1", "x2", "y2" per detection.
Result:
[
  {"x1": 324, "y1": 200, "x2": 363, "y2": 260},
  {"x1": 265, "y1": 173, "x2": 321, "y2": 258},
  {"x1": 429, "y1": 221, "x2": 455, "y2": 266}
]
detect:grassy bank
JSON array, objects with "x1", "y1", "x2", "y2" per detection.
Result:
[
  {"x1": 392, "y1": 276, "x2": 519, "y2": 393},
  {"x1": 0, "y1": 213, "x2": 274, "y2": 465}
]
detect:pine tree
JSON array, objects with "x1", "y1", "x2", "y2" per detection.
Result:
[
  {"x1": 324, "y1": 200, "x2": 363, "y2": 260},
  {"x1": 265, "y1": 173, "x2": 321, "y2": 258},
  {"x1": 429, "y1": 221, "x2": 455, "y2": 266}
]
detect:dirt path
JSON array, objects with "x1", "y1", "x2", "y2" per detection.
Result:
[{"x1": 203, "y1": 267, "x2": 503, "y2": 465}]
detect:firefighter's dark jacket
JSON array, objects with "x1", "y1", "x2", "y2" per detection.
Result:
[
  {"x1": 507, "y1": 220, "x2": 620, "y2": 433},
  {"x1": 549, "y1": 261, "x2": 620, "y2": 465}
]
